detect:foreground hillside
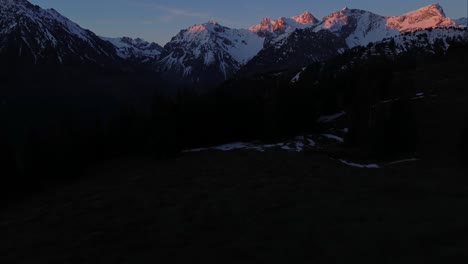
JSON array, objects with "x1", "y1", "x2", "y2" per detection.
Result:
[
  {"x1": 1, "y1": 151, "x2": 466, "y2": 263},
  {"x1": 1, "y1": 51, "x2": 468, "y2": 262}
]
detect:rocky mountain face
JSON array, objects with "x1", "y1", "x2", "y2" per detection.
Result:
[{"x1": 0, "y1": 0, "x2": 119, "y2": 66}]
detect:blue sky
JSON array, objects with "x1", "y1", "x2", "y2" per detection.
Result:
[{"x1": 28, "y1": 0, "x2": 468, "y2": 45}]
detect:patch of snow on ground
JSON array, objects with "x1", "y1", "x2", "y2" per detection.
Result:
[
  {"x1": 183, "y1": 135, "x2": 315, "y2": 153},
  {"x1": 339, "y1": 159, "x2": 380, "y2": 169},
  {"x1": 318, "y1": 111, "x2": 346, "y2": 123},
  {"x1": 262, "y1": 143, "x2": 284, "y2": 148},
  {"x1": 387, "y1": 158, "x2": 420, "y2": 165},
  {"x1": 295, "y1": 142, "x2": 305, "y2": 152},
  {"x1": 322, "y1": 134, "x2": 344, "y2": 143},
  {"x1": 182, "y1": 148, "x2": 209, "y2": 153},
  {"x1": 411, "y1": 93, "x2": 425, "y2": 100},
  {"x1": 307, "y1": 138, "x2": 316, "y2": 147},
  {"x1": 213, "y1": 142, "x2": 255, "y2": 151},
  {"x1": 281, "y1": 145, "x2": 294, "y2": 151},
  {"x1": 290, "y1": 72, "x2": 302, "y2": 83},
  {"x1": 290, "y1": 67, "x2": 308, "y2": 84}
]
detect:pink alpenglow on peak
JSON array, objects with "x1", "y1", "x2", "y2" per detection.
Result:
[
  {"x1": 318, "y1": 8, "x2": 358, "y2": 33},
  {"x1": 292, "y1": 11, "x2": 319, "y2": 24},
  {"x1": 186, "y1": 21, "x2": 222, "y2": 34},
  {"x1": 249, "y1": 11, "x2": 318, "y2": 34},
  {"x1": 249, "y1": 17, "x2": 275, "y2": 33},
  {"x1": 187, "y1": 24, "x2": 208, "y2": 33},
  {"x1": 386, "y1": 3, "x2": 456, "y2": 31}
]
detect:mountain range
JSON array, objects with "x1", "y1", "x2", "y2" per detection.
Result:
[{"x1": 0, "y1": 0, "x2": 467, "y2": 89}]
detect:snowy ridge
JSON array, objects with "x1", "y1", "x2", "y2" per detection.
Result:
[
  {"x1": 101, "y1": 36, "x2": 163, "y2": 61},
  {"x1": 325, "y1": 27, "x2": 467, "y2": 78},
  {"x1": 157, "y1": 21, "x2": 264, "y2": 83},
  {"x1": 342, "y1": 10, "x2": 400, "y2": 48},
  {"x1": 168, "y1": 21, "x2": 263, "y2": 64},
  {"x1": 241, "y1": 27, "x2": 348, "y2": 74},
  {"x1": 315, "y1": 8, "x2": 400, "y2": 48},
  {"x1": 375, "y1": 28, "x2": 465, "y2": 55}
]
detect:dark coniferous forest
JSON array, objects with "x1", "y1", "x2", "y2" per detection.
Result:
[{"x1": 2, "y1": 39, "x2": 467, "y2": 203}]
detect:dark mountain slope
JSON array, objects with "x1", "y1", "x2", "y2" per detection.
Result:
[{"x1": 1, "y1": 45, "x2": 467, "y2": 260}]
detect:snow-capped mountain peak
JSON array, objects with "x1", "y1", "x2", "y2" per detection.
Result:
[
  {"x1": 248, "y1": 11, "x2": 319, "y2": 46},
  {"x1": 422, "y1": 3, "x2": 446, "y2": 17},
  {"x1": 292, "y1": 11, "x2": 319, "y2": 24},
  {"x1": 319, "y1": 9, "x2": 352, "y2": 32},
  {"x1": 0, "y1": 0, "x2": 118, "y2": 64},
  {"x1": 185, "y1": 20, "x2": 220, "y2": 32},
  {"x1": 260, "y1": 17, "x2": 273, "y2": 25},
  {"x1": 249, "y1": 11, "x2": 318, "y2": 35},
  {"x1": 311, "y1": 8, "x2": 399, "y2": 48},
  {"x1": 156, "y1": 21, "x2": 264, "y2": 85},
  {"x1": 249, "y1": 17, "x2": 276, "y2": 33},
  {"x1": 386, "y1": 3, "x2": 456, "y2": 31}
]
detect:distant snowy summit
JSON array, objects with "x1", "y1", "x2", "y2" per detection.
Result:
[
  {"x1": 249, "y1": 11, "x2": 319, "y2": 38},
  {"x1": 101, "y1": 37, "x2": 163, "y2": 62},
  {"x1": 155, "y1": 20, "x2": 264, "y2": 86},
  {"x1": 386, "y1": 3, "x2": 456, "y2": 31}
]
